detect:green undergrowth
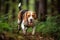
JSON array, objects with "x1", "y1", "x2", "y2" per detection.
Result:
[{"x1": 0, "y1": 15, "x2": 60, "y2": 40}]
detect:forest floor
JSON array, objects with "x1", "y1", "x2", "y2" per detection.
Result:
[{"x1": 0, "y1": 31, "x2": 54, "y2": 40}]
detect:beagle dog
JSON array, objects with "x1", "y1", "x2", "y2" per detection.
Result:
[{"x1": 17, "y1": 3, "x2": 37, "y2": 35}]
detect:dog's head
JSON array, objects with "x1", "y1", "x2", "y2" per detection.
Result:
[{"x1": 24, "y1": 11, "x2": 37, "y2": 26}]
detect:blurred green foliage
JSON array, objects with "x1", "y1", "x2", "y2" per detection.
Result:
[
  {"x1": 36, "y1": 15, "x2": 60, "y2": 34},
  {"x1": 0, "y1": 15, "x2": 60, "y2": 35},
  {"x1": 36, "y1": 15, "x2": 60, "y2": 39},
  {"x1": 0, "y1": 16, "x2": 17, "y2": 32}
]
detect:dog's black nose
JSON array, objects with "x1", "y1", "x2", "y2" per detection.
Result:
[{"x1": 30, "y1": 19, "x2": 33, "y2": 23}]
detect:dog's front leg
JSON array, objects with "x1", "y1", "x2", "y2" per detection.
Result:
[
  {"x1": 32, "y1": 26, "x2": 36, "y2": 35},
  {"x1": 21, "y1": 20, "x2": 26, "y2": 34}
]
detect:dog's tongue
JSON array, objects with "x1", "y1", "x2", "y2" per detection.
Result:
[
  {"x1": 30, "y1": 23, "x2": 33, "y2": 25},
  {"x1": 29, "y1": 23, "x2": 33, "y2": 26}
]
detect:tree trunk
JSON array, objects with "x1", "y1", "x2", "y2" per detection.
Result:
[
  {"x1": 29, "y1": 0, "x2": 35, "y2": 11},
  {"x1": 51, "y1": 0, "x2": 58, "y2": 16},
  {"x1": 57, "y1": 0, "x2": 60, "y2": 14},
  {"x1": 22, "y1": 0, "x2": 27, "y2": 10},
  {"x1": 36, "y1": 0, "x2": 46, "y2": 21}
]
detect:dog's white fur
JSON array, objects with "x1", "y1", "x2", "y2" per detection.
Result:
[
  {"x1": 18, "y1": 11, "x2": 36, "y2": 35},
  {"x1": 18, "y1": 3, "x2": 36, "y2": 35}
]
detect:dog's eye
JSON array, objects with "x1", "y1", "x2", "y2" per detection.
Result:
[
  {"x1": 32, "y1": 15, "x2": 35, "y2": 17},
  {"x1": 28, "y1": 15, "x2": 30, "y2": 17}
]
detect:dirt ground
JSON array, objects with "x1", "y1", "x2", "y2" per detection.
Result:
[{"x1": 0, "y1": 32, "x2": 54, "y2": 40}]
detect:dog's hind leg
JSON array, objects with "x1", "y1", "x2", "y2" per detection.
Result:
[{"x1": 17, "y1": 19, "x2": 21, "y2": 33}]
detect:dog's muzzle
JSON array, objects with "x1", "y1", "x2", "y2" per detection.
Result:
[
  {"x1": 30, "y1": 19, "x2": 33, "y2": 23},
  {"x1": 28, "y1": 19, "x2": 34, "y2": 26}
]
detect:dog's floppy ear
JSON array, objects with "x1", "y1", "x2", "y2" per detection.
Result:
[
  {"x1": 34, "y1": 12, "x2": 37, "y2": 19},
  {"x1": 23, "y1": 12, "x2": 28, "y2": 22},
  {"x1": 18, "y1": 11, "x2": 21, "y2": 20}
]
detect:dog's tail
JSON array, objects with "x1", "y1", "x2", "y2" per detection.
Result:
[{"x1": 18, "y1": 3, "x2": 21, "y2": 10}]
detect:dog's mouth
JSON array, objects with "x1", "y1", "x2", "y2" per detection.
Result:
[
  {"x1": 28, "y1": 22, "x2": 34, "y2": 26},
  {"x1": 30, "y1": 22, "x2": 33, "y2": 24},
  {"x1": 27, "y1": 20, "x2": 34, "y2": 26},
  {"x1": 30, "y1": 21, "x2": 33, "y2": 23}
]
